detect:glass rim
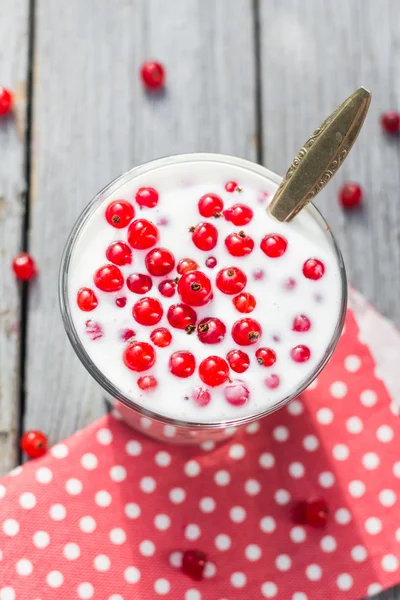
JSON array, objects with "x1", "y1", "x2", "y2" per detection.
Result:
[{"x1": 59, "y1": 152, "x2": 348, "y2": 430}]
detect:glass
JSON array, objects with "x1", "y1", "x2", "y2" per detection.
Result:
[{"x1": 59, "y1": 153, "x2": 347, "y2": 444}]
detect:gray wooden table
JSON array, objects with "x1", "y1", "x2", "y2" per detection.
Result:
[{"x1": 1, "y1": 1, "x2": 399, "y2": 598}]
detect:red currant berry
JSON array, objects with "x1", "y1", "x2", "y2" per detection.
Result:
[
  {"x1": 265, "y1": 374, "x2": 280, "y2": 389},
  {"x1": 140, "y1": 61, "x2": 165, "y2": 90},
  {"x1": 132, "y1": 297, "x2": 163, "y2": 326},
  {"x1": 115, "y1": 296, "x2": 127, "y2": 308},
  {"x1": 150, "y1": 327, "x2": 172, "y2": 347},
  {"x1": 182, "y1": 549, "x2": 207, "y2": 580},
  {"x1": 105, "y1": 200, "x2": 135, "y2": 228},
  {"x1": 225, "y1": 231, "x2": 254, "y2": 257},
  {"x1": 94, "y1": 264, "x2": 124, "y2": 292},
  {"x1": 205, "y1": 256, "x2": 217, "y2": 269},
  {"x1": 12, "y1": 252, "x2": 37, "y2": 280},
  {"x1": 381, "y1": 110, "x2": 400, "y2": 135},
  {"x1": 292, "y1": 315, "x2": 311, "y2": 332},
  {"x1": 158, "y1": 279, "x2": 176, "y2": 297},
  {"x1": 177, "y1": 258, "x2": 198, "y2": 275},
  {"x1": 292, "y1": 498, "x2": 328, "y2": 527},
  {"x1": 178, "y1": 271, "x2": 212, "y2": 306},
  {"x1": 233, "y1": 292, "x2": 256, "y2": 313},
  {"x1": 127, "y1": 219, "x2": 159, "y2": 249},
  {"x1": 135, "y1": 187, "x2": 159, "y2": 208},
  {"x1": 20, "y1": 430, "x2": 48, "y2": 458},
  {"x1": 197, "y1": 317, "x2": 226, "y2": 344},
  {"x1": 169, "y1": 351, "x2": 196, "y2": 378},
  {"x1": 191, "y1": 222, "x2": 218, "y2": 251},
  {"x1": 339, "y1": 182, "x2": 363, "y2": 208},
  {"x1": 216, "y1": 266, "x2": 247, "y2": 295},
  {"x1": 105, "y1": 241, "x2": 132, "y2": 266},
  {"x1": 167, "y1": 304, "x2": 197, "y2": 330},
  {"x1": 85, "y1": 320, "x2": 103, "y2": 341},
  {"x1": 145, "y1": 247, "x2": 175, "y2": 276},
  {"x1": 225, "y1": 181, "x2": 239, "y2": 193},
  {"x1": 223, "y1": 204, "x2": 253, "y2": 226},
  {"x1": 224, "y1": 381, "x2": 250, "y2": 406},
  {"x1": 253, "y1": 269, "x2": 264, "y2": 281},
  {"x1": 137, "y1": 375, "x2": 158, "y2": 390},
  {"x1": 284, "y1": 278, "x2": 296, "y2": 291},
  {"x1": 199, "y1": 355, "x2": 229, "y2": 387},
  {"x1": 77, "y1": 287, "x2": 98, "y2": 312},
  {"x1": 198, "y1": 193, "x2": 224, "y2": 217},
  {"x1": 121, "y1": 328, "x2": 136, "y2": 342},
  {"x1": 232, "y1": 318, "x2": 262, "y2": 346},
  {"x1": 255, "y1": 347, "x2": 276, "y2": 367},
  {"x1": 123, "y1": 341, "x2": 156, "y2": 372},
  {"x1": 260, "y1": 234, "x2": 288, "y2": 258},
  {"x1": 192, "y1": 387, "x2": 211, "y2": 407},
  {"x1": 127, "y1": 273, "x2": 153, "y2": 294},
  {"x1": 0, "y1": 87, "x2": 13, "y2": 116},
  {"x1": 291, "y1": 345, "x2": 311, "y2": 363},
  {"x1": 226, "y1": 349, "x2": 250, "y2": 373},
  {"x1": 303, "y1": 258, "x2": 325, "y2": 280}
]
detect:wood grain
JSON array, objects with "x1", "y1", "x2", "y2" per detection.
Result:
[
  {"x1": 0, "y1": 0, "x2": 29, "y2": 475},
  {"x1": 25, "y1": 0, "x2": 257, "y2": 442}
]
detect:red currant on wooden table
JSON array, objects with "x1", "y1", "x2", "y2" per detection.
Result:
[
  {"x1": 145, "y1": 247, "x2": 175, "y2": 276},
  {"x1": 20, "y1": 430, "x2": 48, "y2": 458},
  {"x1": 225, "y1": 231, "x2": 254, "y2": 257},
  {"x1": 260, "y1": 233, "x2": 288, "y2": 258},
  {"x1": 77, "y1": 287, "x2": 98, "y2": 312},
  {"x1": 182, "y1": 549, "x2": 207, "y2": 580},
  {"x1": 290, "y1": 344, "x2": 311, "y2": 363},
  {"x1": 167, "y1": 303, "x2": 197, "y2": 330},
  {"x1": 191, "y1": 222, "x2": 218, "y2": 251},
  {"x1": 292, "y1": 498, "x2": 328, "y2": 527},
  {"x1": 381, "y1": 110, "x2": 400, "y2": 134},
  {"x1": 169, "y1": 351, "x2": 196, "y2": 378},
  {"x1": 140, "y1": 61, "x2": 165, "y2": 90},
  {"x1": 105, "y1": 200, "x2": 135, "y2": 228},
  {"x1": 338, "y1": 182, "x2": 363, "y2": 208},
  {"x1": 127, "y1": 219, "x2": 159, "y2": 249},
  {"x1": 292, "y1": 314, "x2": 311, "y2": 332},
  {"x1": 226, "y1": 349, "x2": 250, "y2": 373},
  {"x1": 302, "y1": 258, "x2": 325, "y2": 280},
  {"x1": 123, "y1": 341, "x2": 156, "y2": 372},
  {"x1": 135, "y1": 187, "x2": 159, "y2": 208},
  {"x1": 205, "y1": 256, "x2": 217, "y2": 269},
  {"x1": 137, "y1": 375, "x2": 158, "y2": 390},
  {"x1": 158, "y1": 279, "x2": 176, "y2": 297},
  {"x1": 197, "y1": 317, "x2": 226, "y2": 344},
  {"x1": 132, "y1": 297, "x2": 163, "y2": 326},
  {"x1": 0, "y1": 87, "x2": 13, "y2": 116},
  {"x1": 232, "y1": 292, "x2": 256, "y2": 313},
  {"x1": 199, "y1": 355, "x2": 229, "y2": 387},
  {"x1": 94, "y1": 264, "x2": 124, "y2": 292},
  {"x1": 198, "y1": 193, "x2": 224, "y2": 217},
  {"x1": 150, "y1": 327, "x2": 172, "y2": 347},
  {"x1": 223, "y1": 203, "x2": 253, "y2": 226},
  {"x1": 127, "y1": 273, "x2": 153, "y2": 294},
  {"x1": 12, "y1": 252, "x2": 37, "y2": 280},
  {"x1": 265, "y1": 374, "x2": 280, "y2": 389},
  {"x1": 177, "y1": 257, "x2": 198, "y2": 275},
  {"x1": 232, "y1": 318, "x2": 262, "y2": 346},
  {"x1": 192, "y1": 387, "x2": 211, "y2": 407},
  {"x1": 177, "y1": 271, "x2": 212, "y2": 306},
  {"x1": 225, "y1": 181, "x2": 240, "y2": 193},
  {"x1": 216, "y1": 266, "x2": 247, "y2": 295},
  {"x1": 224, "y1": 381, "x2": 250, "y2": 406},
  {"x1": 105, "y1": 241, "x2": 132, "y2": 266},
  {"x1": 256, "y1": 347, "x2": 276, "y2": 367}
]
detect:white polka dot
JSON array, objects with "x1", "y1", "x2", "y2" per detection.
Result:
[
  {"x1": 368, "y1": 584, "x2": 382, "y2": 595},
  {"x1": 185, "y1": 523, "x2": 201, "y2": 540},
  {"x1": 229, "y1": 444, "x2": 245, "y2": 460},
  {"x1": 16, "y1": 558, "x2": 33, "y2": 576},
  {"x1": 316, "y1": 407, "x2": 334, "y2": 424},
  {"x1": 111, "y1": 408, "x2": 122, "y2": 420},
  {"x1": 376, "y1": 424, "x2": 394, "y2": 443},
  {"x1": 230, "y1": 506, "x2": 246, "y2": 523},
  {"x1": 169, "y1": 487, "x2": 186, "y2": 503},
  {"x1": 394, "y1": 461, "x2": 400, "y2": 478},
  {"x1": 360, "y1": 389, "x2": 377, "y2": 407},
  {"x1": 261, "y1": 582, "x2": 278, "y2": 598},
  {"x1": 260, "y1": 516, "x2": 276, "y2": 533},
  {"x1": 169, "y1": 551, "x2": 182, "y2": 567},
  {"x1": 46, "y1": 571, "x2": 64, "y2": 588},
  {"x1": 390, "y1": 401, "x2": 400, "y2": 416},
  {"x1": 94, "y1": 554, "x2": 110, "y2": 571},
  {"x1": 140, "y1": 476, "x2": 156, "y2": 493},
  {"x1": 19, "y1": 492, "x2": 36, "y2": 509},
  {"x1": 330, "y1": 381, "x2": 347, "y2": 398},
  {"x1": 379, "y1": 488, "x2": 397, "y2": 507},
  {"x1": 351, "y1": 545, "x2": 368, "y2": 562},
  {"x1": 154, "y1": 578, "x2": 170, "y2": 594},
  {"x1": 318, "y1": 471, "x2": 335, "y2": 488},
  {"x1": 200, "y1": 441, "x2": 215, "y2": 451},
  {"x1": 95, "y1": 490, "x2": 112, "y2": 507},
  {"x1": 320, "y1": 535, "x2": 337, "y2": 552},
  {"x1": 2, "y1": 519, "x2": 19, "y2": 537},
  {"x1": 33, "y1": 531, "x2": 50, "y2": 549},
  {"x1": 335, "y1": 508, "x2": 351, "y2": 525},
  {"x1": 97, "y1": 428, "x2": 113, "y2": 445},
  {"x1": 51, "y1": 443, "x2": 69, "y2": 459},
  {"x1": 140, "y1": 417, "x2": 152, "y2": 429},
  {"x1": 305, "y1": 564, "x2": 322, "y2": 581},
  {"x1": 224, "y1": 426, "x2": 237, "y2": 437},
  {"x1": 80, "y1": 453, "x2": 98, "y2": 470},
  {"x1": 110, "y1": 466, "x2": 126, "y2": 482},
  {"x1": 125, "y1": 503, "x2": 140, "y2": 520},
  {"x1": 246, "y1": 421, "x2": 260, "y2": 434},
  {"x1": 292, "y1": 594, "x2": 308, "y2": 600},
  {"x1": 230, "y1": 572, "x2": 246, "y2": 588},
  {"x1": 163, "y1": 425, "x2": 176, "y2": 438},
  {"x1": 290, "y1": 526, "x2": 306, "y2": 543},
  {"x1": 9, "y1": 466, "x2": 22, "y2": 476},
  {"x1": 332, "y1": 444, "x2": 349, "y2": 461},
  {"x1": 344, "y1": 355, "x2": 361, "y2": 372},
  {"x1": 63, "y1": 543, "x2": 80, "y2": 560},
  {"x1": 109, "y1": 527, "x2": 126, "y2": 544},
  {"x1": 214, "y1": 470, "x2": 230, "y2": 486},
  {"x1": 184, "y1": 460, "x2": 201, "y2": 477},
  {"x1": 245, "y1": 544, "x2": 262, "y2": 561},
  {"x1": 346, "y1": 416, "x2": 363, "y2": 434},
  {"x1": 154, "y1": 514, "x2": 170, "y2": 531},
  {"x1": 79, "y1": 516, "x2": 96, "y2": 533},
  {"x1": 275, "y1": 554, "x2": 291, "y2": 571},
  {"x1": 273, "y1": 426, "x2": 289, "y2": 442},
  {"x1": 204, "y1": 562, "x2": 216, "y2": 578},
  {"x1": 65, "y1": 478, "x2": 83, "y2": 495},
  {"x1": 274, "y1": 489, "x2": 291, "y2": 505},
  {"x1": 125, "y1": 440, "x2": 142, "y2": 456},
  {"x1": 0, "y1": 485, "x2": 5, "y2": 500},
  {"x1": 155, "y1": 451, "x2": 171, "y2": 467},
  {"x1": 348, "y1": 480, "x2": 365, "y2": 498},
  {"x1": 396, "y1": 527, "x2": 400, "y2": 542},
  {"x1": 215, "y1": 533, "x2": 231, "y2": 551},
  {"x1": 362, "y1": 452, "x2": 380, "y2": 470},
  {"x1": 259, "y1": 453, "x2": 275, "y2": 469},
  {"x1": 77, "y1": 582, "x2": 94, "y2": 599},
  {"x1": 0, "y1": 588, "x2": 16, "y2": 600},
  {"x1": 381, "y1": 554, "x2": 399, "y2": 572},
  {"x1": 185, "y1": 590, "x2": 201, "y2": 600},
  {"x1": 336, "y1": 574, "x2": 353, "y2": 591},
  {"x1": 365, "y1": 517, "x2": 382, "y2": 535},
  {"x1": 245, "y1": 478, "x2": 261, "y2": 495},
  {"x1": 288, "y1": 462, "x2": 305, "y2": 478},
  {"x1": 287, "y1": 399, "x2": 303, "y2": 415},
  {"x1": 35, "y1": 467, "x2": 53, "y2": 484},
  {"x1": 302, "y1": 435, "x2": 319, "y2": 451},
  {"x1": 199, "y1": 497, "x2": 216, "y2": 513},
  {"x1": 139, "y1": 540, "x2": 156, "y2": 556}
]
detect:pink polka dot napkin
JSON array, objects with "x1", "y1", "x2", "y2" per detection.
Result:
[{"x1": 0, "y1": 290, "x2": 399, "y2": 600}]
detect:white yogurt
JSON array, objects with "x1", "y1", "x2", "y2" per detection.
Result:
[{"x1": 67, "y1": 156, "x2": 344, "y2": 424}]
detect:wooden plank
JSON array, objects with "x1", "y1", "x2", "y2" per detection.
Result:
[
  {"x1": 259, "y1": 0, "x2": 400, "y2": 326},
  {"x1": 0, "y1": 0, "x2": 29, "y2": 475},
  {"x1": 25, "y1": 0, "x2": 257, "y2": 442}
]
